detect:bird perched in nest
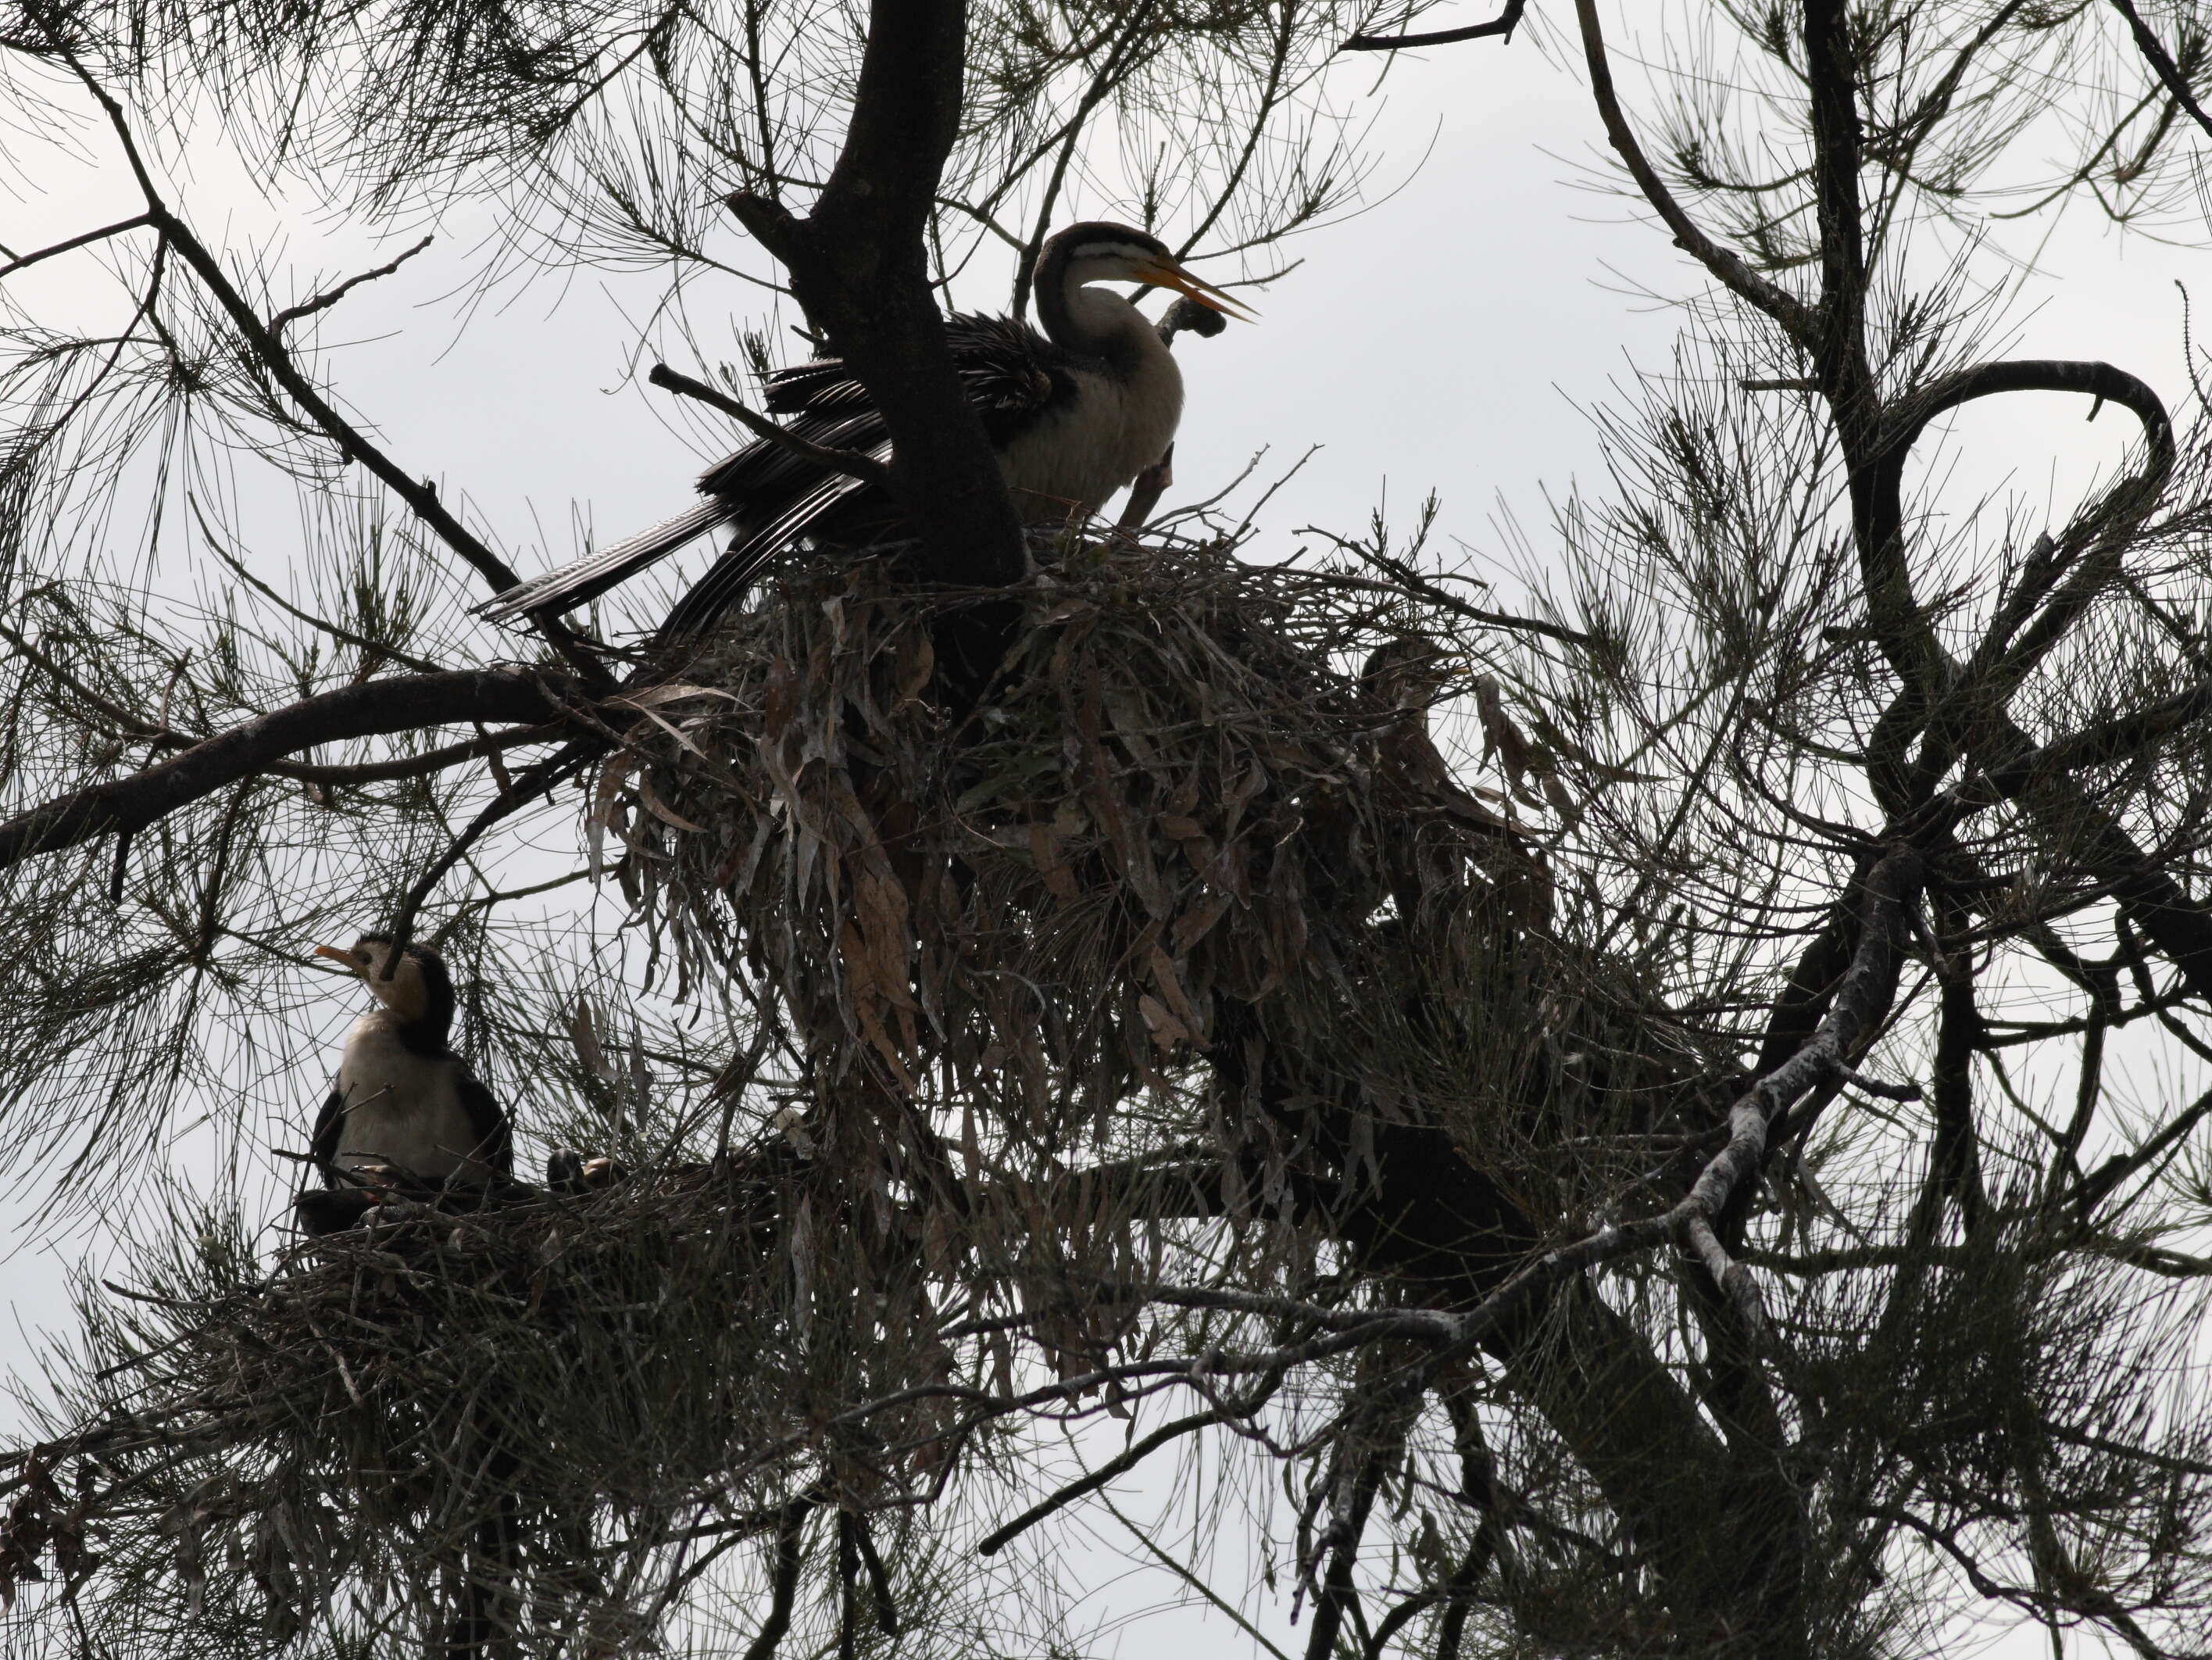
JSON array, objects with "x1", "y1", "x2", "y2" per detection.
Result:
[
  {"x1": 295, "y1": 935, "x2": 513, "y2": 1236},
  {"x1": 479, "y1": 221, "x2": 1252, "y2": 639},
  {"x1": 1361, "y1": 638, "x2": 1553, "y2": 930}
]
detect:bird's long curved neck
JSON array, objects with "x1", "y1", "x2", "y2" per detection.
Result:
[{"x1": 1034, "y1": 248, "x2": 1152, "y2": 369}]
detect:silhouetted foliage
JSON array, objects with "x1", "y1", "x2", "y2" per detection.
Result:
[{"x1": 6, "y1": 0, "x2": 2212, "y2": 1655}]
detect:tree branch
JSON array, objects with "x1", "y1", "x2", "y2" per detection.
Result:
[
  {"x1": 1653, "y1": 847, "x2": 1923, "y2": 1325},
  {"x1": 742, "y1": 1501, "x2": 813, "y2": 1660},
  {"x1": 386, "y1": 744, "x2": 598, "y2": 954},
  {"x1": 1803, "y1": 0, "x2": 1874, "y2": 403},
  {"x1": 2107, "y1": 0, "x2": 2212, "y2": 142},
  {"x1": 1341, "y1": 0, "x2": 1526, "y2": 51},
  {"x1": 975, "y1": 1408, "x2": 1225, "y2": 1555},
  {"x1": 0, "y1": 213, "x2": 154, "y2": 281},
  {"x1": 0, "y1": 671, "x2": 582, "y2": 868},
  {"x1": 1302, "y1": 1434, "x2": 1390, "y2": 1660},
  {"x1": 0, "y1": 620, "x2": 551, "y2": 787},
  {"x1": 2074, "y1": 1080, "x2": 2212, "y2": 1215},
  {"x1": 268, "y1": 234, "x2": 435, "y2": 338},
  {"x1": 724, "y1": 0, "x2": 1027, "y2": 588},
  {"x1": 1929, "y1": 921, "x2": 1988, "y2": 1234},
  {"x1": 1899, "y1": 671, "x2": 2212, "y2": 1004},
  {"x1": 1572, "y1": 0, "x2": 1817, "y2": 347}
]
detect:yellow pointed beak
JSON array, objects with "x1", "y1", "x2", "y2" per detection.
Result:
[
  {"x1": 1140, "y1": 256, "x2": 1258, "y2": 322},
  {"x1": 313, "y1": 944, "x2": 361, "y2": 971}
]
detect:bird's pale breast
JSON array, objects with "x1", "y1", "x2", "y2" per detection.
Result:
[
  {"x1": 332, "y1": 1018, "x2": 494, "y2": 1185},
  {"x1": 999, "y1": 334, "x2": 1185, "y2": 518}
]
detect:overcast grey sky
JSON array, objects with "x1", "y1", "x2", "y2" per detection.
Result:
[{"x1": 3, "y1": 14, "x2": 2201, "y2": 1653}]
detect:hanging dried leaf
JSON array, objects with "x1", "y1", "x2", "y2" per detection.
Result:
[
  {"x1": 1473, "y1": 674, "x2": 1535, "y2": 789},
  {"x1": 587, "y1": 756, "x2": 635, "y2": 881}
]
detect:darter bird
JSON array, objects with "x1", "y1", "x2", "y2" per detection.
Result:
[
  {"x1": 479, "y1": 222, "x2": 1251, "y2": 638},
  {"x1": 295, "y1": 934, "x2": 512, "y2": 1235}
]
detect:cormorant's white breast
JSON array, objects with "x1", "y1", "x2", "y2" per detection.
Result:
[{"x1": 308, "y1": 936, "x2": 511, "y2": 1191}]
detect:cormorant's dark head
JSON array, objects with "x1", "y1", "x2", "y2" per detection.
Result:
[
  {"x1": 314, "y1": 934, "x2": 456, "y2": 1039},
  {"x1": 1042, "y1": 222, "x2": 1255, "y2": 320}
]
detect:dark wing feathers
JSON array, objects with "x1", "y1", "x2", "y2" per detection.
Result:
[
  {"x1": 756, "y1": 316, "x2": 1069, "y2": 424},
  {"x1": 478, "y1": 499, "x2": 726, "y2": 623},
  {"x1": 481, "y1": 313, "x2": 1074, "y2": 629},
  {"x1": 456, "y1": 1067, "x2": 513, "y2": 1179},
  {"x1": 946, "y1": 313, "x2": 1077, "y2": 431},
  {"x1": 311, "y1": 1087, "x2": 345, "y2": 1190},
  {"x1": 661, "y1": 460, "x2": 885, "y2": 638},
  {"x1": 761, "y1": 360, "x2": 873, "y2": 415},
  {"x1": 697, "y1": 412, "x2": 884, "y2": 504}
]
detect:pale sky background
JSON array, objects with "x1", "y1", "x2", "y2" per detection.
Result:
[{"x1": 2, "y1": 10, "x2": 2203, "y2": 1655}]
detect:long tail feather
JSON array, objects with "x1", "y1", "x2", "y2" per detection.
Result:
[
  {"x1": 656, "y1": 467, "x2": 881, "y2": 639},
  {"x1": 477, "y1": 499, "x2": 728, "y2": 622},
  {"x1": 656, "y1": 542, "x2": 782, "y2": 640}
]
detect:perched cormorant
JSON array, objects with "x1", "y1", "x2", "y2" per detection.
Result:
[
  {"x1": 295, "y1": 935, "x2": 512, "y2": 1235},
  {"x1": 479, "y1": 222, "x2": 1251, "y2": 638}
]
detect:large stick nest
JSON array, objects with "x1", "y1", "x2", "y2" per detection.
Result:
[{"x1": 608, "y1": 533, "x2": 1717, "y2": 1182}]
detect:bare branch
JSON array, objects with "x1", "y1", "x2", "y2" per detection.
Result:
[
  {"x1": 975, "y1": 1408, "x2": 1226, "y2": 1556},
  {"x1": 1341, "y1": 0, "x2": 1525, "y2": 52},
  {"x1": 0, "y1": 213, "x2": 155, "y2": 281},
  {"x1": 0, "y1": 671, "x2": 583, "y2": 869},
  {"x1": 267, "y1": 234, "x2": 435, "y2": 338},
  {"x1": 742, "y1": 1501, "x2": 813, "y2": 1660}
]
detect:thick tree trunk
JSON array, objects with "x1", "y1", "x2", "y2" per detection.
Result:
[{"x1": 726, "y1": 0, "x2": 1028, "y2": 591}]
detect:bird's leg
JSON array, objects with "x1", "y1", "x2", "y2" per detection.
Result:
[{"x1": 1117, "y1": 443, "x2": 1176, "y2": 532}]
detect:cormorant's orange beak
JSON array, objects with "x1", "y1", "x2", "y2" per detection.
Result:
[
  {"x1": 313, "y1": 944, "x2": 362, "y2": 972},
  {"x1": 1140, "y1": 256, "x2": 1258, "y2": 322}
]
